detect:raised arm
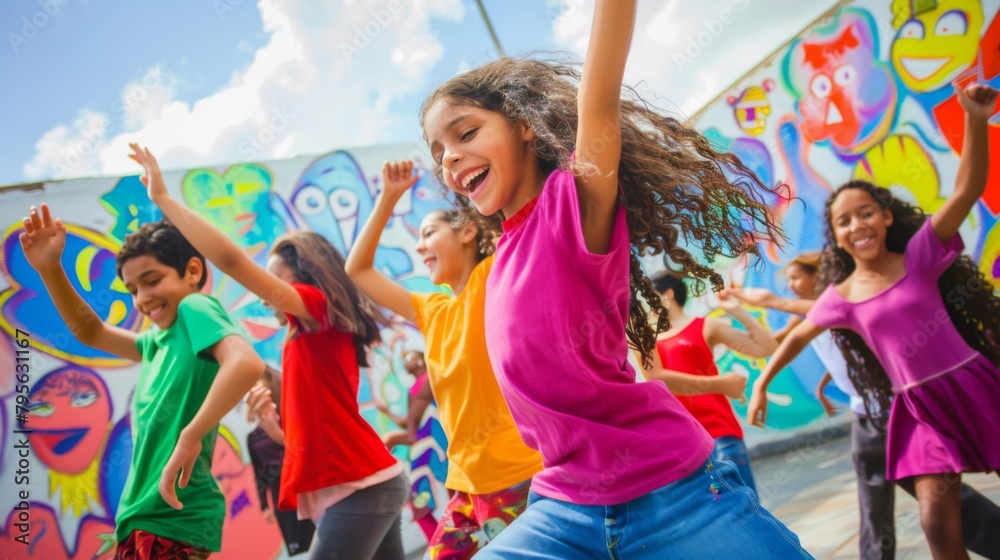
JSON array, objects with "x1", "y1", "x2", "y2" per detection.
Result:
[
  {"x1": 345, "y1": 161, "x2": 419, "y2": 322},
  {"x1": 128, "y1": 144, "x2": 310, "y2": 321},
  {"x1": 746, "y1": 318, "x2": 826, "y2": 427},
  {"x1": 706, "y1": 295, "x2": 778, "y2": 358},
  {"x1": 575, "y1": 0, "x2": 636, "y2": 253},
  {"x1": 20, "y1": 205, "x2": 140, "y2": 361},
  {"x1": 160, "y1": 334, "x2": 264, "y2": 509},
  {"x1": 932, "y1": 83, "x2": 997, "y2": 242},
  {"x1": 633, "y1": 349, "x2": 745, "y2": 398}
]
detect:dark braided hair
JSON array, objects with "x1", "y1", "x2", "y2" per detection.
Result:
[
  {"x1": 420, "y1": 56, "x2": 785, "y2": 366},
  {"x1": 820, "y1": 180, "x2": 1000, "y2": 431}
]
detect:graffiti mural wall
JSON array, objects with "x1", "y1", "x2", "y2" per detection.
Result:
[
  {"x1": 692, "y1": 0, "x2": 1000, "y2": 435},
  {"x1": 3, "y1": 0, "x2": 1000, "y2": 556},
  {"x1": 0, "y1": 144, "x2": 451, "y2": 559}
]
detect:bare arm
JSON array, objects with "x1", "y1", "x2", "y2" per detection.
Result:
[
  {"x1": 575, "y1": 0, "x2": 635, "y2": 253},
  {"x1": 932, "y1": 83, "x2": 996, "y2": 242},
  {"x1": 633, "y1": 349, "x2": 744, "y2": 397},
  {"x1": 746, "y1": 318, "x2": 826, "y2": 427},
  {"x1": 774, "y1": 315, "x2": 804, "y2": 344},
  {"x1": 129, "y1": 144, "x2": 311, "y2": 321},
  {"x1": 405, "y1": 382, "x2": 434, "y2": 442},
  {"x1": 706, "y1": 306, "x2": 778, "y2": 358},
  {"x1": 345, "y1": 161, "x2": 418, "y2": 322},
  {"x1": 21, "y1": 205, "x2": 140, "y2": 361},
  {"x1": 160, "y1": 335, "x2": 265, "y2": 509},
  {"x1": 724, "y1": 287, "x2": 815, "y2": 316}
]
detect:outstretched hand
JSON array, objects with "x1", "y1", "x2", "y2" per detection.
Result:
[
  {"x1": 381, "y1": 161, "x2": 419, "y2": 201},
  {"x1": 721, "y1": 287, "x2": 776, "y2": 308},
  {"x1": 128, "y1": 143, "x2": 169, "y2": 201},
  {"x1": 956, "y1": 82, "x2": 999, "y2": 120},
  {"x1": 19, "y1": 204, "x2": 67, "y2": 273}
]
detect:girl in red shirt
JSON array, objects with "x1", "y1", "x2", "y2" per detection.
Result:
[{"x1": 131, "y1": 146, "x2": 408, "y2": 560}]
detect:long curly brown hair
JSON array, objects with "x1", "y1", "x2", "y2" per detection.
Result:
[
  {"x1": 420, "y1": 56, "x2": 785, "y2": 365},
  {"x1": 820, "y1": 180, "x2": 1000, "y2": 430}
]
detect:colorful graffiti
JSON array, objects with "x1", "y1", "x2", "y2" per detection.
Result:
[
  {"x1": 695, "y1": 0, "x2": 1000, "y2": 431},
  {"x1": 0, "y1": 144, "x2": 451, "y2": 558},
  {"x1": 727, "y1": 80, "x2": 776, "y2": 136}
]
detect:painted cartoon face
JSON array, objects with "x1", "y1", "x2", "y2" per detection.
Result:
[
  {"x1": 182, "y1": 164, "x2": 284, "y2": 253},
  {"x1": 728, "y1": 84, "x2": 772, "y2": 136},
  {"x1": 785, "y1": 9, "x2": 897, "y2": 156},
  {"x1": 292, "y1": 151, "x2": 413, "y2": 277},
  {"x1": 27, "y1": 367, "x2": 111, "y2": 474},
  {"x1": 891, "y1": 0, "x2": 984, "y2": 93}
]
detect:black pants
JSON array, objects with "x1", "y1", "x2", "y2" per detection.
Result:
[{"x1": 852, "y1": 414, "x2": 1000, "y2": 560}]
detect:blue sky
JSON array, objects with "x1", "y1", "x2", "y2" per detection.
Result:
[{"x1": 0, "y1": 0, "x2": 834, "y2": 187}]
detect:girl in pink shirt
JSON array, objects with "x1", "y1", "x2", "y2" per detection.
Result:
[
  {"x1": 419, "y1": 1, "x2": 810, "y2": 557},
  {"x1": 748, "y1": 83, "x2": 1000, "y2": 560}
]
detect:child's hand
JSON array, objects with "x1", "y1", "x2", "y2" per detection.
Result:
[
  {"x1": 720, "y1": 373, "x2": 748, "y2": 401},
  {"x1": 381, "y1": 161, "x2": 419, "y2": 202},
  {"x1": 816, "y1": 389, "x2": 840, "y2": 418},
  {"x1": 159, "y1": 430, "x2": 203, "y2": 510},
  {"x1": 956, "y1": 82, "x2": 999, "y2": 120},
  {"x1": 746, "y1": 385, "x2": 769, "y2": 428},
  {"x1": 19, "y1": 204, "x2": 67, "y2": 273},
  {"x1": 717, "y1": 291, "x2": 743, "y2": 314},
  {"x1": 245, "y1": 383, "x2": 277, "y2": 423},
  {"x1": 128, "y1": 143, "x2": 169, "y2": 202}
]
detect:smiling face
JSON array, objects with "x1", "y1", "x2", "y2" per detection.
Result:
[
  {"x1": 120, "y1": 254, "x2": 204, "y2": 329},
  {"x1": 415, "y1": 212, "x2": 475, "y2": 287},
  {"x1": 423, "y1": 99, "x2": 537, "y2": 217},
  {"x1": 27, "y1": 368, "x2": 111, "y2": 473},
  {"x1": 829, "y1": 188, "x2": 894, "y2": 262}
]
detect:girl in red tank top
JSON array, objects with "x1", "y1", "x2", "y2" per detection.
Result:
[{"x1": 635, "y1": 273, "x2": 779, "y2": 493}]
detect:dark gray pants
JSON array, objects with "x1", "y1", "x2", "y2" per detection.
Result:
[
  {"x1": 310, "y1": 472, "x2": 409, "y2": 560},
  {"x1": 852, "y1": 414, "x2": 1000, "y2": 560}
]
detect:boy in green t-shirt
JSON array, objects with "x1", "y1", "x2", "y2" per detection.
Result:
[{"x1": 19, "y1": 204, "x2": 264, "y2": 557}]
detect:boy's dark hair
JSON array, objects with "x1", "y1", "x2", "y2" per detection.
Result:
[
  {"x1": 116, "y1": 220, "x2": 208, "y2": 289},
  {"x1": 822, "y1": 180, "x2": 1000, "y2": 432},
  {"x1": 651, "y1": 272, "x2": 688, "y2": 307}
]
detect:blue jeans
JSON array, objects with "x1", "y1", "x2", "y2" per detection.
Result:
[
  {"x1": 712, "y1": 435, "x2": 757, "y2": 494},
  {"x1": 477, "y1": 459, "x2": 812, "y2": 559}
]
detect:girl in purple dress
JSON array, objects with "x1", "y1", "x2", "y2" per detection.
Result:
[{"x1": 748, "y1": 82, "x2": 1000, "y2": 560}]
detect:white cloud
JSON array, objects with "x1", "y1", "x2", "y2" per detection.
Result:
[
  {"x1": 549, "y1": 0, "x2": 839, "y2": 119},
  {"x1": 23, "y1": 0, "x2": 465, "y2": 182}
]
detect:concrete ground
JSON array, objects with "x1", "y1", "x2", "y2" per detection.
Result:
[
  {"x1": 756, "y1": 434, "x2": 1000, "y2": 560},
  {"x1": 407, "y1": 432, "x2": 1000, "y2": 559}
]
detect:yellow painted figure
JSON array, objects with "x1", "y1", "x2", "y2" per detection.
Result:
[{"x1": 891, "y1": 0, "x2": 984, "y2": 92}]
